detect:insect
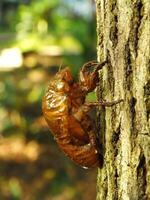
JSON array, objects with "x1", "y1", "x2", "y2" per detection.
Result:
[{"x1": 42, "y1": 61, "x2": 122, "y2": 168}]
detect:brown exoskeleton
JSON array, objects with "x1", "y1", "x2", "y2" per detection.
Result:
[{"x1": 42, "y1": 61, "x2": 122, "y2": 168}]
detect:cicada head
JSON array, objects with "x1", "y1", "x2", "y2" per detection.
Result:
[
  {"x1": 49, "y1": 68, "x2": 73, "y2": 93},
  {"x1": 56, "y1": 68, "x2": 73, "y2": 84}
]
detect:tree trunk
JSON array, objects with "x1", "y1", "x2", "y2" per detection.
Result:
[{"x1": 95, "y1": 0, "x2": 149, "y2": 199}]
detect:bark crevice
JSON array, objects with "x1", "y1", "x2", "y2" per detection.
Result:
[
  {"x1": 130, "y1": 0, "x2": 143, "y2": 56},
  {"x1": 109, "y1": 0, "x2": 118, "y2": 48},
  {"x1": 137, "y1": 153, "x2": 147, "y2": 200}
]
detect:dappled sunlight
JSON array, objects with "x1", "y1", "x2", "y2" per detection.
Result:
[
  {"x1": 0, "y1": 48, "x2": 22, "y2": 70},
  {"x1": 0, "y1": 138, "x2": 40, "y2": 162}
]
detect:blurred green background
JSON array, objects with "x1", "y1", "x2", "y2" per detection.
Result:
[{"x1": 0, "y1": 0, "x2": 97, "y2": 199}]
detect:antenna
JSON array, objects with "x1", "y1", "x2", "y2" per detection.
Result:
[{"x1": 58, "y1": 61, "x2": 64, "y2": 72}]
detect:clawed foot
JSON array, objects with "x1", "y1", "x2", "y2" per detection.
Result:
[
  {"x1": 81, "y1": 60, "x2": 107, "y2": 73},
  {"x1": 79, "y1": 60, "x2": 107, "y2": 92}
]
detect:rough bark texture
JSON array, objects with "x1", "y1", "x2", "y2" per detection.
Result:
[{"x1": 95, "y1": 0, "x2": 150, "y2": 199}]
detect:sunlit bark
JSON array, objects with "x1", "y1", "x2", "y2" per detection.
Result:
[{"x1": 95, "y1": 0, "x2": 150, "y2": 199}]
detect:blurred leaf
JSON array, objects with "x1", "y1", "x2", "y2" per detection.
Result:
[{"x1": 9, "y1": 178, "x2": 22, "y2": 199}]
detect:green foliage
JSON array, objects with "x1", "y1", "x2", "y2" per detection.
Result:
[{"x1": 13, "y1": 0, "x2": 96, "y2": 56}]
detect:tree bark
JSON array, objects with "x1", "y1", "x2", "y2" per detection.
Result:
[{"x1": 95, "y1": 0, "x2": 150, "y2": 199}]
